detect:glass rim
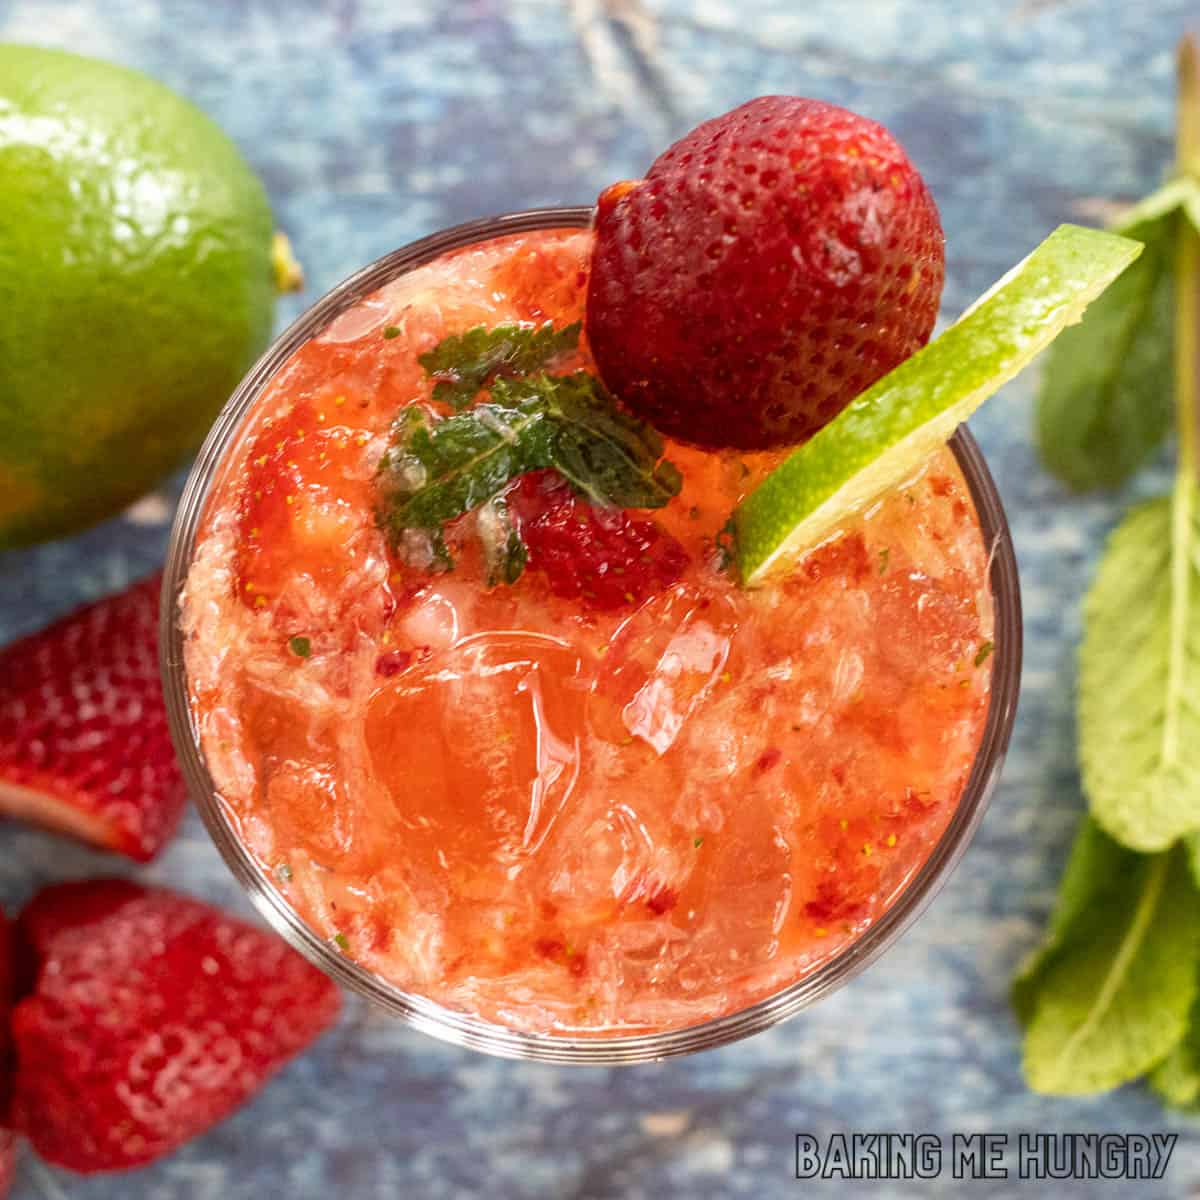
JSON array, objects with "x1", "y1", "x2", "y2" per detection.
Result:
[{"x1": 160, "y1": 206, "x2": 1023, "y2": 1065}]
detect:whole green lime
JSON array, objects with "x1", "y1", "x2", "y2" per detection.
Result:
[{"x1": 0, "y1": 44, "x2": 281, "y2": 547}]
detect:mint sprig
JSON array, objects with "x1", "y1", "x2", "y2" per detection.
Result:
[
  {"x1": 378, "y1": 400, "x2": 545, "y2": 533},
  {"x1": 1016, "y1": 36, "x2": 1200, "y2": 1105},
  {"x1": 378, "y1": 320, "x2": 682, "y2": 580},
  {"x1": 1078, "y1": 36, "x2": 1200, "y2": 856},
  {"x1": 418, "y1": 321, "x2": 581, "y2": 409},
  {"x1": 378, "y1": 371, "x2": 680, "y2": 542},
  {"x1": 489, "y1": 374, "x2": 682, "y2": 508}
]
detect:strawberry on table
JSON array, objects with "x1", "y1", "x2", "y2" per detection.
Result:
[
  {"x1": 0, "y1": 573, "x2": 184, "y2": 862},
  {"x1": 9, "y1": 879, "x2": 342, "y2": 1174},
  {"x1": 586, "y1": 95, "x2": 945, "y2": 450}
]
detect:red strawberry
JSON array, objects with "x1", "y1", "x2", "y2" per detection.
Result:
[
  {"x1": 586, "y1": 95, "x2": 944, "y2": 450},
  {"x1": 511, "y1": 471, "x2": 687, "y2": 610},
  {"x1": 235, "y1": 402, "x2": 315, "y2": 607},
  {"x1": 235, "y1": 400, "x2": 369, "y2": 613},
  {"x1": 10, "y1": 879, "x2": 341, "y2": 1174},
  {"x1": 0, "y1": 573, "x2": 184, "y2": 862}
]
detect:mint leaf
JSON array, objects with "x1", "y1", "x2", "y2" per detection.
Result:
[
  {"x1": 377, "y1": 402, "x2": 546, "y2": 534},
  {"x1": 376, "y1": 372, "x2": 682, "y2": 544},
  {"x1": 1015, "y1": 819, "x2": 1200, "y2": 1096},
  {"x1": 419, "y1": 321, "x2": 581, "y2": 409},
  {"x1": 1080, "y1": 489, "x2": 1200, "y2": 851},
  {"x1": 491, "y1": 373, "x2": 683, "y2": 508},
  {"x1": 1034, "y1": 188, "x2": 1186, "y2": 491},
  {"x1": 1012, "y1": 815, "x2": 1127, "y2": 1025}
]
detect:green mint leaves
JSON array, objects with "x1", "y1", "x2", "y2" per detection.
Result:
[
  {"x1": 417, "y1": 320, "x2": 581, "y2": 409},
  {"x1": 1034, "y1": 199, "x2": 1177, "y2": 491},
  {"x1": 490, "y1": 374, "x2": 682, "y2": 508},
  {"x1": 377, "y1": 323, "x2": 681, "y2": 580},
  {"x1": 1015, "y1": 37, "x2": 1200, "y2": 1104},
  {"x1": 1080, "y1": 491, "x2": 1200, "y2": 851},
  {"x1": 378, "y1": 401, "x2": 545, "y2": 534},
  {"x1": 1014, "y1": 819, "x2": 1200, "y2": 1096},
  {"x1": 378, "y1": 372, "x2": 680, "y2": 537}
]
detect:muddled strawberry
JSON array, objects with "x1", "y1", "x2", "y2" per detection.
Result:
[
  {"x1": 510, "y1": 471, "x2": 687, "y2": 611},
  {"x1": 235, "y1": 400, "x2": 376, "y2": 612}
]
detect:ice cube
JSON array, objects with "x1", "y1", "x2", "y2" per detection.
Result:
[
  {"x1": 589, "y1": 585, "x2": 737, "y2": 755},
  {"x1": 365, "y1": 633, "x2": 587, "y2": 878}
]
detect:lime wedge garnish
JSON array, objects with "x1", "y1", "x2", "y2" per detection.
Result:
[{"x1": 734, "y1": 224, "x2": 1142, "y2": 586}]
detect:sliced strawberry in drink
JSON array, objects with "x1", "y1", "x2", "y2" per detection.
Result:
[
  {"x1": 0, "y1": 573, "x2": 184, "y2": 862},
  {"x1": 235, "y1": 401, "x2": 362, "y2": 605},
  {"x1": 234, "y1": 399, "x2": 391, "y2": 634},
  {"x1": 10, "y1": 879, "x2": 342, "y2": 1174},
  {"x1": 510, "y1": 471, "x2": 687, "y2": 611}
]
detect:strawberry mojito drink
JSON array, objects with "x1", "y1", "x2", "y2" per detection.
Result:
[
  {"x1": 182, "y1": 223, "x2": 992, "y2": 1034},
  {"x1": 171, "y1": 98, "x2": 1129, "y2": 1048}
]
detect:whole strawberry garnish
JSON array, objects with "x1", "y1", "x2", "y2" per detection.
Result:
[
  {"x1": 586, "y1": 96, "x2": 944, "y2": 450},
  {"x1": 0, "y1": 573, "x2": 184, "y2": 862},
  {"x1": 511, "y1": 471, "x2": 687, "y2": 609},
  {"x1": 10, "y1": 879, "x2": 341, "y2": 1173}
]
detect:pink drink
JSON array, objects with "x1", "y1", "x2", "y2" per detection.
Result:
[{"x1": 181, "y1": 228, "x2": 993, "y2": 1036}]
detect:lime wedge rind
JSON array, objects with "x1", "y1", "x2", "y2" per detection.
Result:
[{"x1": 734, "y1": 224, "x2": 1143, "y2": 586}]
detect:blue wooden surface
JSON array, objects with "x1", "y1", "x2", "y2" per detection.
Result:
[{"x1": 0, "y1": 1, "x2": 1195, "y2": 1196}]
